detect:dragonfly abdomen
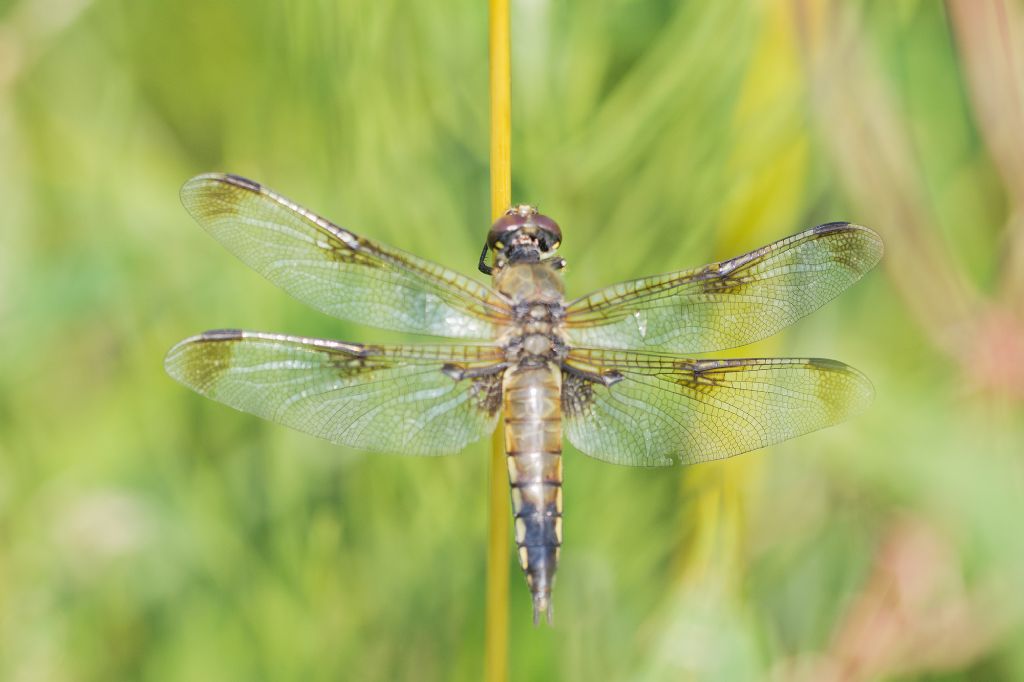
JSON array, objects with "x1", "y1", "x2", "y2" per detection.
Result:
[{"x1": 503, "y1": 362, "x2": 563, "y2": 625}]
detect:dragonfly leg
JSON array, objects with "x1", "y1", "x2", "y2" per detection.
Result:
[
  {"x1": 478, "y1": 240, "x2": 493, "y2": 275},
  {"x1": 441, "y1": 362, "x2": 507, "y2": 381},
  {"x1": 562, "y1": 362, "x2": 624, "y2": 387}
]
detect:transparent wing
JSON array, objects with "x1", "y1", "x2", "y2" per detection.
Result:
[
  {"x1": 562, "y1": 348, "x2": 873, "y2": 466},
  {"x1": 564, "y1": 223, "x2": 883, "y2": 353},
  {"x1": 165, "y1": 330, "x2": 505, "y2": 455},
  {"x1": 180, "y1": 174, "x2": 510, "y2": 339}
]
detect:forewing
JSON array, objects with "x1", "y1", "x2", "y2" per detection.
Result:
[
  {"x1": 180, "y1": 174, "x2": 510, "y2": 339},
  {"x1": 564, "y1": 223, "x2": 882, "y2": 353},
  {"x1": 165, "y1": 330, "x2": 505, "y2": 455},
  {"x1": 562, "y1": 349, "x2": 873, "y2": 466}
]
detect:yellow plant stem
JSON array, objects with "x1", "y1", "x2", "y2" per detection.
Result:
[{"x1": 485, "y1": 0, "x2": 511, "y2": 681}]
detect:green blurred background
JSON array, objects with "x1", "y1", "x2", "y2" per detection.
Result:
[{"x1": 3, "y1": 1, "x2": 1024, "y2": 680}]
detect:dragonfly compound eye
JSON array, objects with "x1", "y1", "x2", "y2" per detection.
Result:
[
  {"x1": 487, "y1": 212, "x2": 526, "y2": 250},
  {"x1": 533, "y1": 214, "x2": 562, "y2": 253}
]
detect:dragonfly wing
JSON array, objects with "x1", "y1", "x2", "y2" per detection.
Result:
[
  {"x1": 165, "y1": 330, "x2": 505, "y2": 455},
  {"x1": 564, "y1": 223, "x2": 882, "y2": 353},
  {"x1": 180, "y1": 174, "x2": 510, "y2": 339},
  {"x1": 561, "y1": 348, "x2": 873, "y2": 466}
]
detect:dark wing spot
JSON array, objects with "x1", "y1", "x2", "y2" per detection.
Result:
[
  {"x1": 199, "y1": 328, "x2": 245, "y2": 341},
  {"x1": 222, "y1": 174, "x2": 262, "y2": 192},
  {"x1": 326, "y1": 243, "x2": 383, "y2": 267},
  {"x1": 700, "y1": 271, "x2": 751, "y2": 295},
  {"x1": 561, "y1": 370, "x2": 597, "y2": 419},
  {"x1": 665, "y1": 358, "x2": 726, "y2": 392},
  {"x1": 812, "y1": 221, "x2": 852, "y2": 236},
  {"x1": 326, "y1": 353, "x2": 389, "y2": 378},
  {"x1": 806, "y1": 357, "x2": 853, "y2": 372},
  {"x1": 320, "y1": 235, "x2": 388, "y2": 268},
  {"x1": 469, "y1": 371, "x2": 505, "y2": 417}
]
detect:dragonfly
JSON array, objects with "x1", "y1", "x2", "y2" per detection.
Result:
[{"x1": 165, "y1": 173, "x2": 883, "y2": 624}]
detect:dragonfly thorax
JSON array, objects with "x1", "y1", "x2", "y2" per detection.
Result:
[
  {"x1": 494, "y1": 264, "x2": 568, "y2": 367},
  {"x1": 503, "y1": 330, "x2": 568, "y2": 367},
  {"x1": 494, "y1": 263, "x2": 565, "y2": 303}
]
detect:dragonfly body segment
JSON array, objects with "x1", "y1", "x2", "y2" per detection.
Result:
[
  {"x1": 502, "y1": 362, "x2": 563, "y2": 624},
  {"x1": 166, "y1": 175, "x2": 883, "y2": 624},
  {"x1": 493, "y1": 259, "x2": 569, "y2": 624}
]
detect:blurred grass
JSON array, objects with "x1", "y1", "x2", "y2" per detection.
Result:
[{"x1": 2, "y1": 1, "x2": 1024, "y2": 680}]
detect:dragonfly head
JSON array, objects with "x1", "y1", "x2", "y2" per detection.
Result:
[{"x1": 484, "y1": 205, "x2": 562, "y2": 271}]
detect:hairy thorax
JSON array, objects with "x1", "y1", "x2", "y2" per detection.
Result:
[{"x1": 493, "y1": 263, "x2": 568, "y2": 367}]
